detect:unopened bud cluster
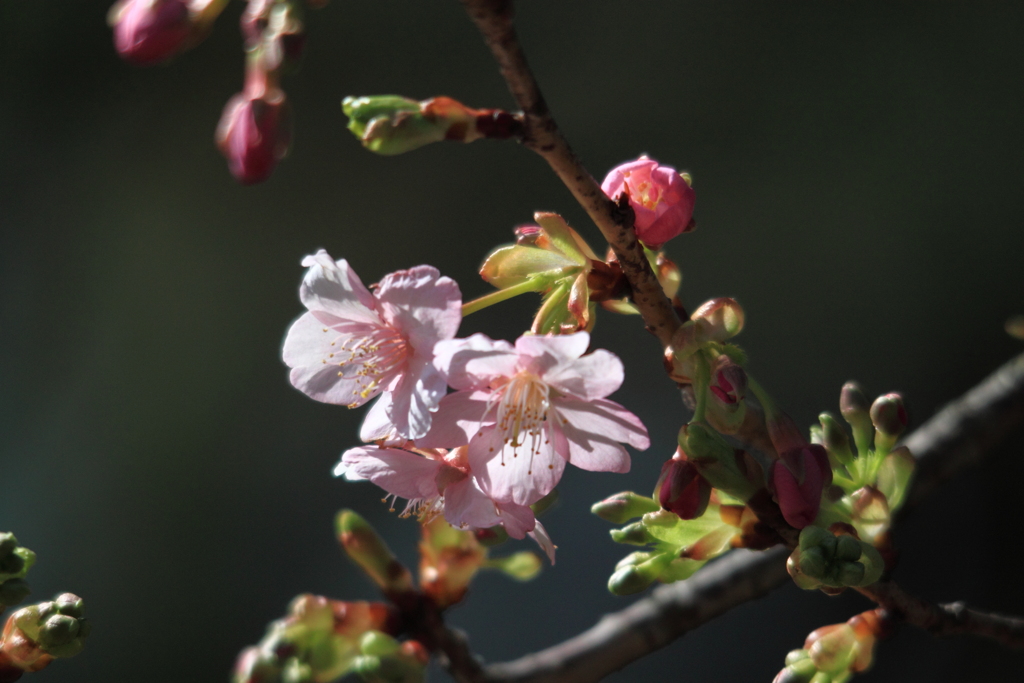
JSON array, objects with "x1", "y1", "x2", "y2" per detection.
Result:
[
  {"x1": 811, "y1": 383, "x2": 914, "y2": 547},
  {"x1": 786, "y1": 526, "x2": 884, "y2": 593},
  {"x1": 233, "y1": 594, "x2": 399, "y2": 683},
  {"x1": 774, "y1": 609, "x2": 888, "y2": 683},
  {"x1": 593, "y1": 490, "x2": 778, "y2": 595},
  {"x1": 1, "y1": 593, "x2": 90, "y2": 680}
]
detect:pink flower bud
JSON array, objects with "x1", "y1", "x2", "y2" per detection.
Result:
[
  {"x1": 215, "y1": 88, "x2": 292, "y2": 185},
  {"x1": 656, "y1": 454, "x2": 711, "y2": 520},
  {"x1": 109, "y1": 0, "x2": 193, "y2": 65},
  {"x1": 601, "y1": 156, "x2": 696, "y2": 248}
]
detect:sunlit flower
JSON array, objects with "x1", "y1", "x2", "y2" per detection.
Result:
[
  {"x1": 421, "y1": 331, "x2": 650, "y2": 506},
  {"x1": 282, "y1": 251, "x2": 461, "y2": 440},
  {"x1": 601, "y1": 156, "x2": 695, "y2": 248},
  {"x1": 338, "y1": 445, "x2": 555, "y2": 562}
]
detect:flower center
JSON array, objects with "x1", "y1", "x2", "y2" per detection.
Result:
[
  {"x1": 323, "y1": 325, "x2": 410, "y2": 406},
  {"x1": 494, "y1": 372, "x2": 550, "y2": 466}
]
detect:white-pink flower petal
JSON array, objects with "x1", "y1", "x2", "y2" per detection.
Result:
[
  {"x1": 340, "y1": 447, "x2": 441, "y2": 500},
  {"x1": 514, "y1": 332, "x2": 590, "y2": 375},
  {"x1": 298, "y1": 251, "x2": 380, "y2": 326},
  {"x1": 468, "y1": 424, "x2": 566, "y2": 506},
  {"x1": 543, "y1": 349, "x2": 625, "y2": 400},
  {"x1": 375, "y1": 266, "x2": 462, "y2": 352},
  {"x1": 434, "y1": 334, "x2": 518, "y2": 391}
]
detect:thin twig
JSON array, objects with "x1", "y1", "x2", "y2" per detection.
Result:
[
  {"x1": 459, "y1": 0, "x2": 681, "y2": 349},
  {"x1": 429, "y1": 351, "x2": 1024, "y2": 683}
]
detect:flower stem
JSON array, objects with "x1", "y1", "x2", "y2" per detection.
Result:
[{"x1": 462, "y1": 279, "x2": 540, "y2": 316}]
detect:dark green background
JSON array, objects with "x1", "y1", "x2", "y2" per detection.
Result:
[{"x1": 2, "y1": 2, "x2": 1024, "y2": 681}]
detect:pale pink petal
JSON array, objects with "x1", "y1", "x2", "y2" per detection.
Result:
[
  {"x1": 514, "y1": 332, "x2": 590, "y2": 375},
  {"x1": 543, "y1": 349, "x2": 625, "y2": 400},
  {"x1": 434, "y1": 334, "x2": 518, "y2": 391},
  {"x1": 528, "y1": 520, "x2": 556, "y2": 564},
  {"x1": 284, "y1": 314, "x2": 380, "y2": 406},
  {"x1": 442, "y1": 478, "x2": 502, "y2": 531},
  {"x1": 340, "y1": 447, "x2": 441, "y2": 500},
  {"x1": 415, "y1": 390, "x2": 492, "y2": 449},
  {"x1": 359, "y1": 394, "x2": 397, "y2": 443},
  {"x1": 386, "y1": 356, "x2": 448, "y2": 440},
  {"x1": 496, "y1": 502, "x2": 537, "y2": 540},
  {"x1": 374, "y1": 266, "x2": 462, "y2": 351},
  {"x1": 298, "y1": 251, "x2": 380, "y2": 326},
  {"x1": 552, "y1": 397, "x2": 650, "y2": 451},
  {"x1": 553, "y1": 417, "x2": 631, "y2": 473},
  {"x1": 468, "y1": 424, "x2": 566, "y2": 506}
]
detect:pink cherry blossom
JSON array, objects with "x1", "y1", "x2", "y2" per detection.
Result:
[
  {"x1": 338, "y1": 444, "x2": 555, "y2": 562},
  {"x1": 420, "y1": 331, "x2": 650, "y2": 507},
  {"x1": 282, "y1": 250, "x2": 461, "y2": 440},
  {"x1": 601, "y1": 156, "x2": 696, "y2": 248}
]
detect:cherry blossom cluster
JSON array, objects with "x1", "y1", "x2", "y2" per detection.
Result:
[{"x1": 281, "y1": 250, "x2": 653, "y2": 561}]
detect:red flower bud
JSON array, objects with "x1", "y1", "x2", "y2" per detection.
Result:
[
  {"x1": 216, "y1": 88, "x2": 292, "y2": 185},
  {"x1": 771, "y1": 445, "x2": 832, "y2": 529},
  {"x1": 657, "y1": 454, "x2": 711, "y2": 520},
  {"x1": 109, "y1": 0, "x2": 193, "y2": 65}
]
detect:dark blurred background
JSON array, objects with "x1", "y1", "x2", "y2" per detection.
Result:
[{"x1": 2, "y1": 1, "x2": 1024, "y2": 681}]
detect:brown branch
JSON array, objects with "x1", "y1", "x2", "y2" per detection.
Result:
[
  {"x1": 856, "y1": 581, "x2": 1024, "y2": 649},
  {"x1": 421, "y1": 351, "x2": 1024, "y2": 683},
  {"x1": 459, "y1": 0, "x2": 681, "y2": 349},
  {"x1": 486, "y1": 547, "x2": 789, "y2": 683}
]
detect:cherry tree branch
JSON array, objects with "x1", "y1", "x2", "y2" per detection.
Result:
[
  {"x1": 459, "y1": 0, "x2": 681, "y2": 348},
  {"x1": 856, "y1": 581, "x2": 1024, "y2": 649},
  {"x1": 419, "y1": 351, "x2": 1024, "y2": 682}
]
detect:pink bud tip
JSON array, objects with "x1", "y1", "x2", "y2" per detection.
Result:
[
  {"x1": 110, "y1": 0, "x2": 192, "y2": 65},
  {"x1": 601, "y1": 156, "x2": 696, "y2": 248},
  {"x1": 215, "y1": 90, "x2": 292, "y2": 185}
]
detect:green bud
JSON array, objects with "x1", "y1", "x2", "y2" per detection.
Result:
[
  {"x1": 360, "y1": 631, "x2": 400, "y2": 657},
  {"x1": 834, "y1": 535, "x2": 862, "y2": 563},
  {"x1": 876, "y1": 446, "x2": 915, "y2": 513},
  {"x1": 607, "y1": 565, "x2": 655, "y2": 596},
  {"x1": 799, "y1": 546, "x2": 829, "y2": 579},
  {"x1": 839, "y1": 382, "x2": 874, "y2": 457},
  {"x1": 819, "y1": 413, "x2": 855, "y2": 467},
  {"x1": 799, "y1": 526, "x2": 835, "y2": 552},
  {"x1": 336, "y1": 510, "x2": 414, "y2": 595},
  {"x1": 788, "y1": 552, "x2": 824, "y2": 591},
  {"x1": 858, "y1": 543, "x2": 885, "y2": 586},
  {"x1": 610, "y1": 522, "x2": 655, "y2": 546},
  {"x1": 778, "y1": 657, "x2": 818, "y2": 683},
  {"x1": 0, "y1": 533, "x2": 18, "y2": 557},
  {"x1": 53, "y1": 592, "x2": 85, "y2": 618},
  {"x1": 0, "y1": 578, "x2": 31, "y2": 607},
  {"x1": 486, "y1": 552, "x2": 542, "y2": 581},
  {"x1": 680, "y1": 423, "x2": 733, "y2": 462},
  {"x1": 785, "y1": 649, "x2": 811, "y2": 666},
  {"x1": 810, "y1": 673, "x2": 833, "y2": 683},
  {"x1": 591, "y1": 492, "x2": 660, "y2": 524},
  {"x1": 39, "y1": 614, "x2": 80, "y2": 648},
  {"x1": 614, "y1": 551, "x2": 652, "y2": 571},
  {"x1": 0, "y1": 551, "x2": 24, "y2": 575},
  {"x1": 342, "y1": 96, "x2": 445, "y2": 155},
  {"x1": 836, "y1": 562, "x2": 865, "y2": 587}
]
